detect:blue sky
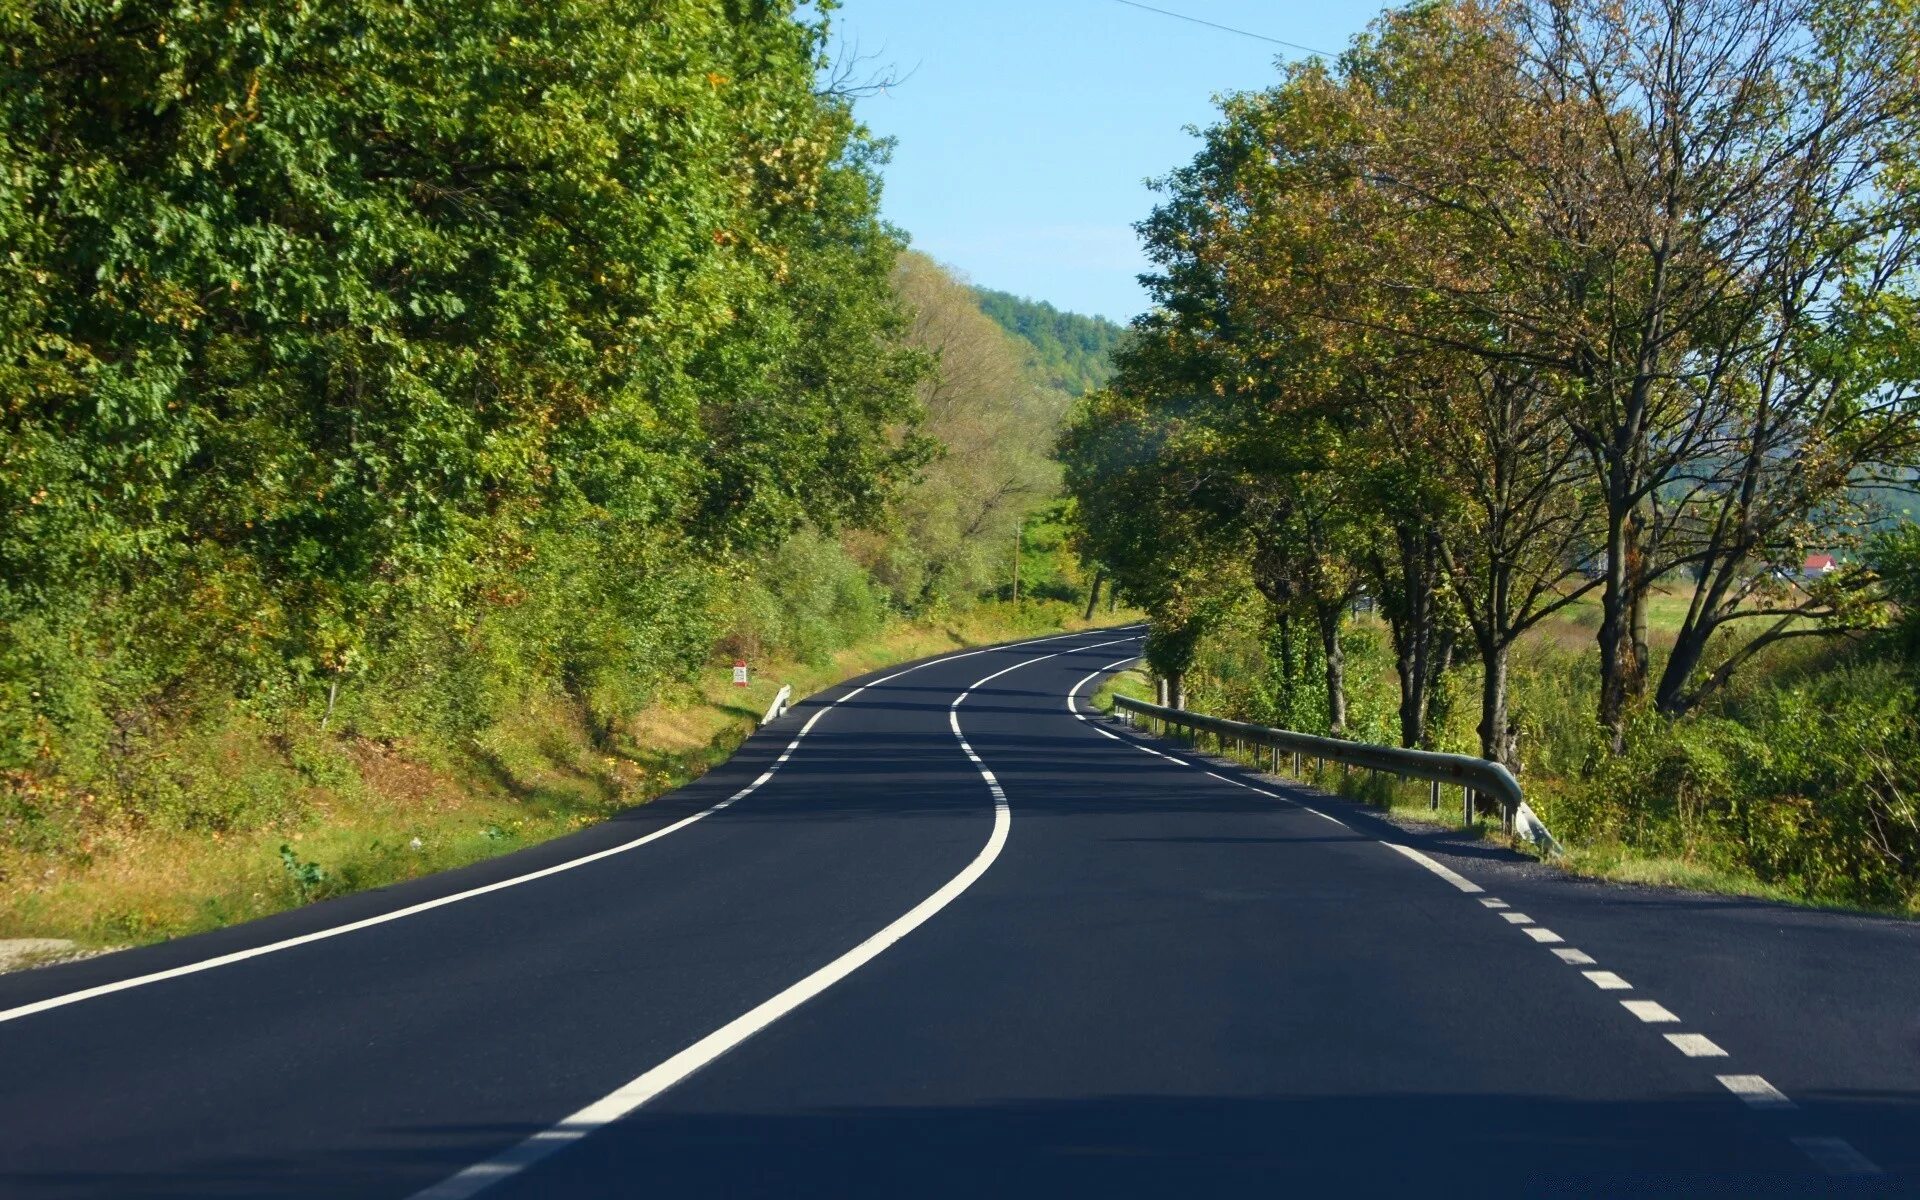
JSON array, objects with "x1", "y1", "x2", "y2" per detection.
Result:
[{"x1": 827, "y1": 1, "x2": 1382, "y2": 322}]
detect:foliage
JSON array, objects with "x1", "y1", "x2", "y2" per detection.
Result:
[
  {"x1": 1870, "y1": 524, "x2": 1920, "y2": 664},
  {"x1": 1544, "y1": 660, "x2": 1920, "y2": 910},
  {"x1": 0, "y1": 1, "x2": 927, "y2": 772}
]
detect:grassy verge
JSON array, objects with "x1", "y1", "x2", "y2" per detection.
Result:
[
  {"x1": 1551, "y1": 844, "x2": 1805, "y2": 905},
  {"x1": 0, "y1": 600, "x2": 1134, "y2": 952}
]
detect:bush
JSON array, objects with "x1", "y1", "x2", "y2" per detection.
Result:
[{"x1": 1547, "y1": 659, "x2": 1920, "y2": 909}]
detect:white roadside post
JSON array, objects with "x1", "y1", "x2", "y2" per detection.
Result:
[{"x1": 761, "y1": 685, "x2": 793, "y2": 727}]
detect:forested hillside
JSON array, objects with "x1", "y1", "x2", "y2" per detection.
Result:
[
  {"x1": 0, "y1": 4, "x2": 1095, "y2": 943},
  {"x1": 974, "y1": 288, "x2": 1125, "y2": 395}
]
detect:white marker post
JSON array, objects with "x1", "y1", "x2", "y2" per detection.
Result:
[{"x1": 732, "y1": 660, "x2": 749, "y2": 688}]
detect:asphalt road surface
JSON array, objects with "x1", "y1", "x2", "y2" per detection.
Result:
[{"x1": 2, "y1": 625, "x2": 1917, "y2": 1197}]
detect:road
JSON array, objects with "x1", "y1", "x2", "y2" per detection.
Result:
[{"x1": 1, "y1": 625, "x2": 1916, "y2": 1197}]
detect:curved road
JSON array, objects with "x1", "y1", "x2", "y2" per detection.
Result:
[{"x1": 1, "y1": 626, "x2": 1916, "y2": 1196}]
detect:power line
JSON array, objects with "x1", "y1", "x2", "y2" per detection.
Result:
[{"x1": 1109, "y1": 0, "x2": 1335, "y2": 57}]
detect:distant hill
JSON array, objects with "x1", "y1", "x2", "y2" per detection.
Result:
[{"x1": 973, "y1": 288, "x2": 1126, "y2": 396}]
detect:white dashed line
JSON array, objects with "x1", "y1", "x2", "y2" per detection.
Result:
[
  {"x1": 1791, "y1": 1136, "x2": 1881, "y2": 1177},
  {"x1": 1083, "y1": 684, "x2": 1894, "y2": 1176},
  {"x1": 1717, "y1": 1074, "x2": 1795, "y2": 1109},
  {"x1": 1621, "y1": 999, "x2": 1678, "y2": 1023},
  {"x1": 1665, "y1": 1033, "x2": 1728, "y2": 1058}
]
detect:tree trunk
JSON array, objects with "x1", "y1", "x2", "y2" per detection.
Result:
[
  {"x1": 1627, "y1": 504, "x2": 1651, "y2": 699},
  {"x1": 1656, "y1": 628, "x2": 1707, "y2": 716},
  {"x1": 1424, "y1": 625, "x2": 1457, "y2": 750},
  {"x1": 1083, "y1": 570, "x2": 1104, "y2": 621},
  {"x1": 1477, "y1": 638, "x2": 1513, "y2": 767},
  {"x1": 1169, "y1": 671, "x2": 1186, "y2": 711},
  {"x1": 1276, "y1": 609, "x2": 1297, "y2": 726},
  {"x1": 1315, "y1": 599, "x2": 1347, "y2": 736},
  {"x1": 1397, "y1": 637, "x2": 1429, "y2": 749},
  {"x1": 1596, "y1": 503, "x2": 1634, "y2": 751}
]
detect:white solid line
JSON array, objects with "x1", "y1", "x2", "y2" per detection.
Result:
[
  {"x1": 1382, "y1": 843, "x2": 1484, "y2": 893},
  {"x1": 1479, "y1": 899, "x2": 1509, "y2": 908},
  {"x1": 1551, "y1": 948, "x2": 1596, "y2": 965},
  {"x1": 1622, "y1": 999, "x2": 1678, "y2": 1023},
  {"x1": 1582, "y1": 970, "x2": 1632, "y2": 990},
  {"x1": 1500, "y1": 912, "x2": 1534, "y2": 924},
  {"x1": 1717, "y1": 1074, "x2": 1795, "y2": 1110},
  {"x1": 1521, "y1": 926, "x2": 1564, "y2": 943},
  {"x1": 411, "y1": 645, "x2": 1071, "y2": 1199},
  {"x1": 1665, "y1": 1033, "x2": 1728, "y2": 1057},
  {"x1": 1791, "y1": 1136, "x2": 1881, "y2": 1177},
  {"x1": 411, "y1": 813, "x2": 1012, "y2": 1200},
  {"x1": 0, "y1": 628, "x2": 1103, "y2": 1026},
  {"x1": 1065, "y1": 654, "x2": 1143, "y2": 714}
]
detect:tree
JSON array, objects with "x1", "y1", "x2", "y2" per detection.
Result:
[
  {"x1": 1340, "y1": 0, "x2": 1920, "y2": 741},
  {"x1": 0, "y1": 0, "x2": 928, "y2": 771}
]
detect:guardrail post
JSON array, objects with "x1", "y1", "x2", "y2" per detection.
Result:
[
  {"x1": 1429, "y1": 779, "x2": 1440, "y2": 812},
  {"x1": 1463, "y1": 786, "x2": 1472, "y2": 827}
]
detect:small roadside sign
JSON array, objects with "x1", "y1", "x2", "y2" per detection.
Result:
[{"x1": 733, "y1": 660, "x2": 749, "y2": 687}]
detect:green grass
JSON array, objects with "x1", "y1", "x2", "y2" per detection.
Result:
[{"x1": 1089, "y1": 665, "x2": 1153, "y2": 713}]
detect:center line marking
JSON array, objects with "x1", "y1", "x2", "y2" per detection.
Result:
[
  {"x1": 410, "y1": 637, "x2": 1128, "y2": 1199},
  {"x1": 1582, "y1": 970, "x2": 1632, "y2": 990},
  {"x1": 1500, "y1": 912, "x2": 1534, "y2": 924},
  {"x1": 1521, "y1": 926, "x2": 1564, "y2": 943},
  {"x1": 1551, "y1": 948, "x2": 1596, "y2": 965}
]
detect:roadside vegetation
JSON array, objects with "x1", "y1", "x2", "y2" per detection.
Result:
[
  {"x1": 1062, "y1": 0, "x2": 1920, "y2": 913},
  {"x1": 0, "y1": 5, "x2": 1123, "y2": 949}
]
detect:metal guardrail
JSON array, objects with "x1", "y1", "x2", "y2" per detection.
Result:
[{"x1": 1111, "y1": 695, "x2": 1563, "y2": 857}]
